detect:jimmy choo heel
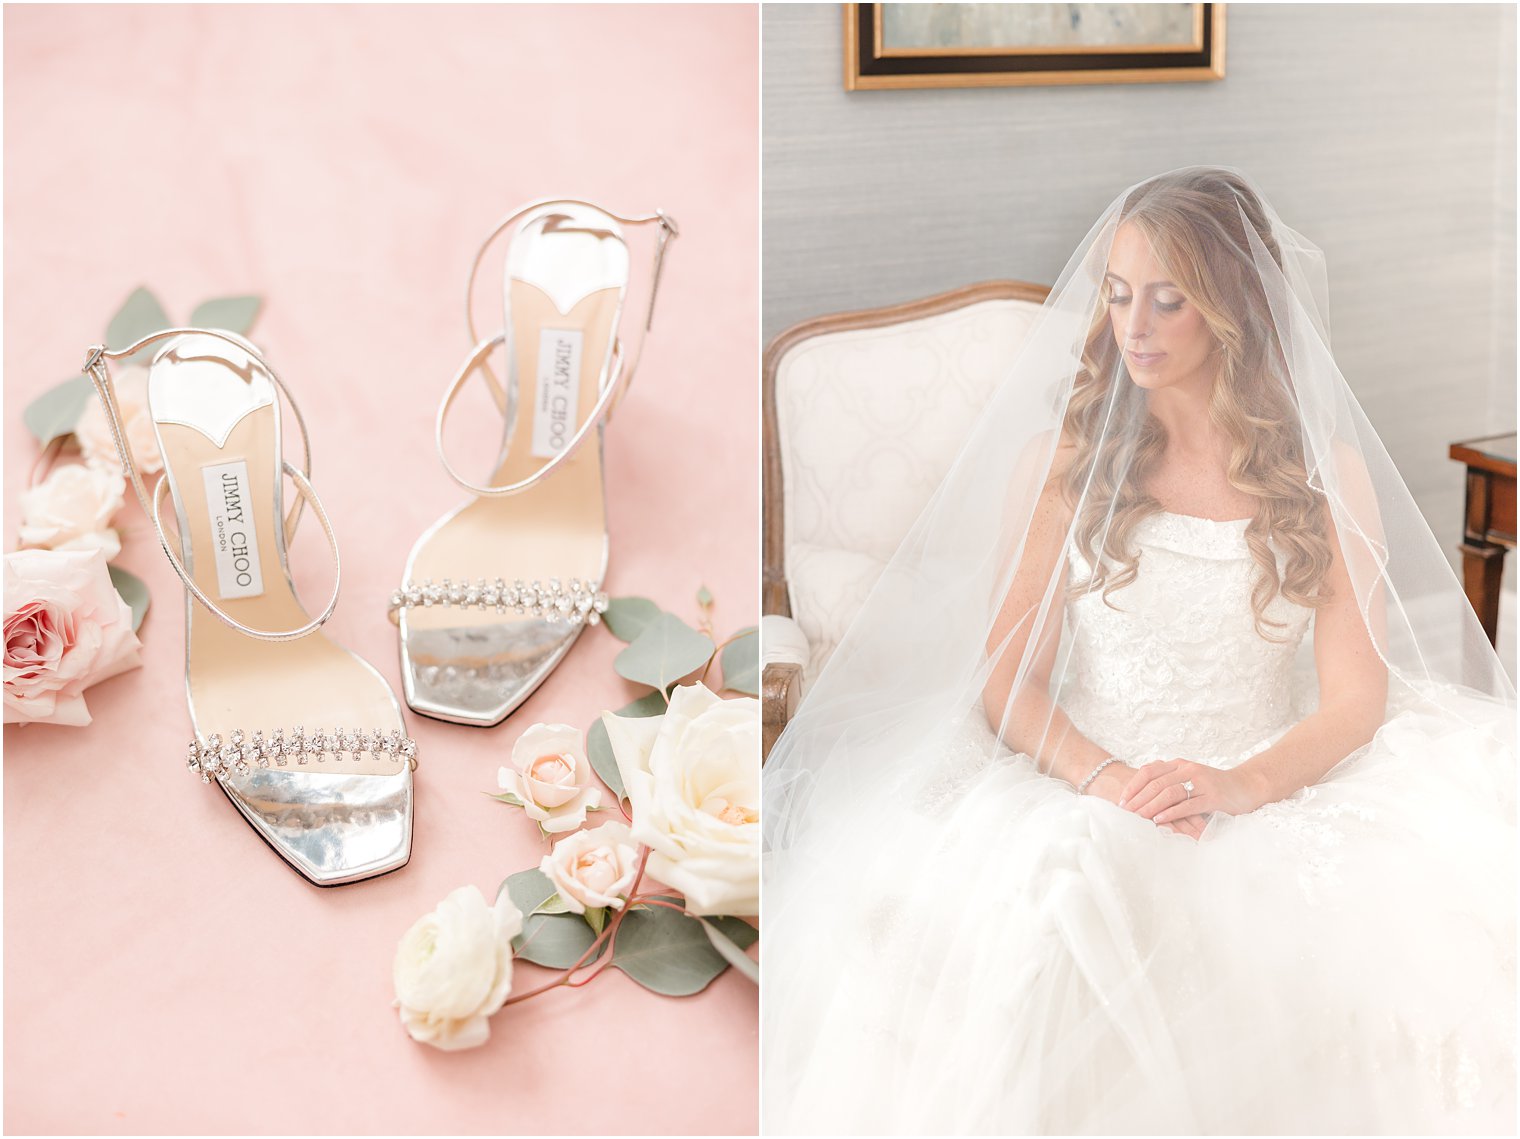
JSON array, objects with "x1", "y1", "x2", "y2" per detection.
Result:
[
  {"x1": 84, "y1": 330, "x2": 416, "y2": 886},
  {"x1": 391, "y1": 200, "x2": 677, "y2": 726}
]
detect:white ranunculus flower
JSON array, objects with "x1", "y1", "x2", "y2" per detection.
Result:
[
  {"x1": 17, "y1": 464, "x2": 125, "y2": 561},
  {"x1": 602, "y1": 683, "x2": 759, "y2": 917},
  {"x1": 393, "y1": 885, "x2": 523, "y2": 1052},
  {"x1": 498, "y1": 722, "x2": 602, "y2": 834},
  {"x1": 540, "y1": 820, "x2": 641, "y2": 914},
  {"x1": 75, "y1": 365, "x2": 163, "y2": 475}
]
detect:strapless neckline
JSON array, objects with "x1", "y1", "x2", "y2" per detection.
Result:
[{"x1": 1156, "y1": 510, "x2": 1252, "y2": 526}]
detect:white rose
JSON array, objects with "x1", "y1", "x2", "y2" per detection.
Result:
[
  {"x1": 539, "y1": 820, "x2": 641, "y2": 914},
  {"x1": 498, "y1": 722, "x2": 601, "y2": 834},
  {"x1": 392, "y1": 885, "x2": 523, "y2": 1052},
  {"x1": 75, "y1": 365, "x2": 163, "y2": 475},
  {"x1": 17, "y1": 464, "x2": 125, "y2": 561},
  {"x1": 602, "y1": 683, "x2": 759, "y2": 917}
]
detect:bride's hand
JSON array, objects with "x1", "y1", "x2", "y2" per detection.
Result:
[
  {"x1": 1158, "y1": 815, "x2": 1208, "y2": 840},
  {"x1": 1120, "y1": 759, "x2": 1262, "y2": 824}
]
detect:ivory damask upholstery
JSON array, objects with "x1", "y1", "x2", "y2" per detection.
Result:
[{"x1": 763, "y1": 282, "x2": 1050, "y2": 753}]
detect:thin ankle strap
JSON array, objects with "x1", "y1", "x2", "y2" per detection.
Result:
[
  {"x1": 82, "y1": 331, "x2": 342, "y2": 642},
  {"x1": 464, "y1": 200, "x2": 678, "y2": 414},
  {"x1": 440, "y1": 203, "x2": 678, "y2": 498}
]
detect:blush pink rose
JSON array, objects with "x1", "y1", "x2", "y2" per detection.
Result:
[
  {"x1": 539, "y1": 821, "x2": 641, "y2": 914},
  {"x1": 75, "y1": 364, "x2": 163, "y2": 476},
  {"x1": 497, "y1": 722, "x2": 602, "y2": 834},
  {"x1": 17, "y1": 463, "x2": 126, "y2": 560},
  {"x1": 4, "y1": 548, "x2": 142, "y2": 727}
]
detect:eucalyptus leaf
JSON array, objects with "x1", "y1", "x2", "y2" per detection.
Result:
[
  {"x1": 487, "y1": 790, "x2": 525, "y2": 807},
  {"x1": 586, "y1": 720, "x2": 623, "y2": 801},
  {"x1": 107, "y1": 565, "x2": 150, "y2": 632},
  {"x1": 706, "y1": 914, "x2": 759, "y2": 949},
  {"x1": 107, "y1": 287, "x2": 172, "y2": 365},
  {"x1": 611, "y1": 904, "x2": 735, "y2": 996},
  {"x1": 700, "y1": 917, "x2": 759, "y2": 984},
  {"x1": 697, "y1": 584, "x2": 713, "y2": 609},
  {"x1": 587, "y1": 690, "x2": 669, "y2": 801},
  {"x1": 501, "y1": 869, "x2": 602, "y2": 969},
  {"x1": 503, "y1": 868, "x2": 556, "y2": 914},
  {"x1": 23, "y1": 375, "x2": 96, "y2": 446},
  {"x1": 720, "y1": 626, "x2": 760, "y2": 696},
  {"x1": 585, "y1": 907, "x2": 607, "y2": 936},
  {"x1": 189, "y1": 295, "x2": 261, "y2": 334},
  {"x1": 614, "y1": 612, "x2": 714, "y2": 692},
  {"x1": 517, "y1": 912, "x2": 601, "y2": 969},
  {"x1": 619, "y1": 690, "x2": 671, "y2": 718},
  {"x1": 533, "y1": 893, "x2": 573, "y2": 917},
  {"x1": 602, "y1": 596, "x2": 661, "y2": 642}
]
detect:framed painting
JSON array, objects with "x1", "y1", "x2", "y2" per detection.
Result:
[{"x1": 844, "y1": 3, "x2": 1226, "y2": 90}]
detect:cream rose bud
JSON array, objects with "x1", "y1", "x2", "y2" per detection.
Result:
[
  {"x1": 75, "y1": 365, "x2": 164, "y2": 476},
  {"x1": 393, "y1": 885, "x2": 523, "y2": 1052},
  {"x1": 603, "y1": 683, "x2": 760, "y2": 918},
  {"x1": 498, "y1": 722, "x2": 601, "y2": 833},
  {"x1": 18, "y1": 464, "x2": 126, "y2": 561},
  {"x1": 539, "y1": 821, "x2": 641, "y2": 914}
]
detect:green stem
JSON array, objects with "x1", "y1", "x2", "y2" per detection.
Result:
[
  {"x1": 500, "y1": 848, "x2": 652, "y2": 1007},
  {"x1": 699, "y1": 629, "x2": 750, "y2": 685}
]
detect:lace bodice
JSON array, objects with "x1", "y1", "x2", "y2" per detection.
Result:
[{"x1": 1061, "y1": 512, "x2": 1313, "y2": 765}]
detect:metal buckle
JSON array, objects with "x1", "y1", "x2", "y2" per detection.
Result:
[
  {"x1": 81, "y1": 345, "x2": 106, "y2": 374},
  {"x1": 655, "y1": 209, "x2": 680, "y2": 239}
]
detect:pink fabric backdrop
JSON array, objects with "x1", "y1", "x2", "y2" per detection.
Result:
[{"x1": 3, "y1": 5, "x2": 759, "y2": 1134}]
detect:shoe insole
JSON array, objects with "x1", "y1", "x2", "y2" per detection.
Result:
[
  {"x1": 157, "y1": 406, "x2": 405, "y2": 776},
  {"x1": 403, "y1": 279, "x2": 618, "y2": 640}
]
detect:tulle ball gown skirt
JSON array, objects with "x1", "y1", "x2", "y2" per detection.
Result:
[{"x1": 762, "y1": 696, "x2": 1516, "y2": 1135}]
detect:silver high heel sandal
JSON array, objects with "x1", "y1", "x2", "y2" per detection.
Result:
[
  {"x1": 391, "y1": 200, "x2": 678, "y2": 726},
  {"x1": 84, "y1": 331, "x2": 416, "y2": 886}
]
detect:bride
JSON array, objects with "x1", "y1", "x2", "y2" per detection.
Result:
[{"x1": 761, "y1": 168, "x2": 1516, "y2": 1135}]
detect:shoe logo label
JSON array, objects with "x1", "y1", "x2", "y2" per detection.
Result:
[
  {"x1": 200, "y1": 459, "x2": 264, "y2": 600},
  {"x1": 532, "y1": 328, "x2": 583, "y2": 459}
]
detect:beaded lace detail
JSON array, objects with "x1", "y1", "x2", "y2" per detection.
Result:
[{"x1": 1061, "y1": 512, "x2": 1312, "y2": 765}]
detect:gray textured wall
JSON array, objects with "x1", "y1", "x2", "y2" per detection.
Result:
[{"x1": 763, "y1": 3, "x2": 1517, "y2": 565}]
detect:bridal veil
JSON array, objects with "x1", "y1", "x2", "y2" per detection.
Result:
[{"x1": 761, "y1": 166, "x2": 1516, "y2": 1134}]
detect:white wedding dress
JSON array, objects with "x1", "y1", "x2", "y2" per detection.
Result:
[{"x1": 763, "y1": 512, "x2": 1516, "y2": 1135}]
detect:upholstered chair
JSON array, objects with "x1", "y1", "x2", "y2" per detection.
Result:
[{"x1": 762, "y1": 280, "x2": 1050, "y2": 758}]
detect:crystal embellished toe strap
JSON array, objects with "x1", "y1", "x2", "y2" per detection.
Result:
[
  {"x1": 186, "y1": 727, "x2": 418, "y2": 781},
  {"x1": 387, "y1": 576, "x2": 609, "y2": 627},
  {"x1": 440, "y1": 205, "x2": 679, "y2": 499}
]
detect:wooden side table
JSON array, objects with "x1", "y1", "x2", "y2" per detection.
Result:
[{"x1": 1449, "y1": 432, "x2": 1517, "y2": 645}]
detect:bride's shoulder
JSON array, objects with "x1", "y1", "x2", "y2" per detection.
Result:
[
  {"x1": 1009, "y1": 428, "x2": 1079, "y2": 483},
  {"x1": 1049, "y1": 430, "x2": 1080, "y2": 481},
  {"x1": 1005, "y1": 428, "x2": 1077, "y2": 530}
]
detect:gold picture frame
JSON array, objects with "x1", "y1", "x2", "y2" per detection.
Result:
[{"x1": 844, "y1": 3, "x2": 1227, "y2": 90}]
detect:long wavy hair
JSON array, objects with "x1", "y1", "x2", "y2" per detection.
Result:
[{"x1": 1060, "y1": 168, "x2": 1331, "y2": 637}]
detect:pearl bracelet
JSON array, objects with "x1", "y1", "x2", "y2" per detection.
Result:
[{"x1": 1076, "y1": 756, "x2": 1122, "y2": 796}]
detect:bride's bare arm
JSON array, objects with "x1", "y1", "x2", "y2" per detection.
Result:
[
  {"x1": 982, "y1": 443, "x2": 1120, "y2": 796},
  {"x1": 1133, "y1": 505, "x2": 1390, "y2": 825},
  {"x1": 1224, "y1": 511, "x2": 1389, "y2": 809}
]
